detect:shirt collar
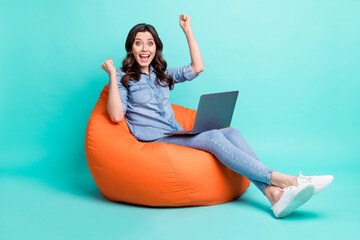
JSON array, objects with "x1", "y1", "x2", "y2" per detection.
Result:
[{"x1": 140, "y1": 65, "x2": 155, "y2": 75}]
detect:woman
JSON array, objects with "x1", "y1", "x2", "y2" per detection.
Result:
[{"x1": 101, "y1": 14, "x2": 333, "y2": 218}]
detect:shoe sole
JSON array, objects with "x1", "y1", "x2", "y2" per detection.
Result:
[{"x1": 275, "y1": 185, "x2": 315, "y2": 218}]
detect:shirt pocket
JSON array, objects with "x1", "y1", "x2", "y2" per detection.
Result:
[{"x1": 129, "y1": 83, "x2": 152, "y2": 104}]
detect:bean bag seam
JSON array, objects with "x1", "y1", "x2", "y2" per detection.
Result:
[{"x1": 160, "y1": 143, "x2": 194, "y2": 205}]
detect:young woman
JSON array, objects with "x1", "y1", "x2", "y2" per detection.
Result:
[{"x1": 101, "y1": 14, "x2": 333, "y2": 218}]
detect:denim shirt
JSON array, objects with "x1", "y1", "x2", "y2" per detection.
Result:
[{"x1": 109, "y1": 63, "x2": 198, "y2": 141}]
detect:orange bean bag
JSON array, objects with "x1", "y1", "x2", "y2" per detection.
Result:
[{"x1": 85, "y1": 84, "x2": 250, "y2": 207}]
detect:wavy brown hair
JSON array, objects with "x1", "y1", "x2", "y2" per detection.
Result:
[{"x1": 121, "y1": 23, "x2": 174, "y2": 89}]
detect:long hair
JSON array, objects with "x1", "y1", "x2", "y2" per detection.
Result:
[{"x1": 121, "y1": 23, "x2": 174, "y2": 89}]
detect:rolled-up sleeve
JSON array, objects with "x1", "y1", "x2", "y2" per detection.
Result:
[
  {"x1": 165, "y1": 63, "x2": 199, "y2": 83},
  {"x1": 108, "y1": 68, "x2": 128, "y2": 115}
]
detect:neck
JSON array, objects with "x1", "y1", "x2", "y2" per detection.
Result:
[{"x1": 141, "y1": 66, "x2": 150, "y2": 75}]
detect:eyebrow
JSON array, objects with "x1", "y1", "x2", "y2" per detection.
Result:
[{"x1": 135, "y1": 38, "x2": 154, "y2": 41}]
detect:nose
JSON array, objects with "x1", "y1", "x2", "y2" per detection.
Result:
[{"x1": 141, "y1": 43, "x2": 148, "y2": 51}]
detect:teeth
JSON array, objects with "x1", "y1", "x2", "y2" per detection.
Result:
[{"x1": 140, "y1": 55, "x2": 150, "y2": 57}]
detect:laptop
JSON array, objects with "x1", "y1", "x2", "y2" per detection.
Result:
[{"x1": 164, "y1": 91, "x2": 239, "y2": 136}]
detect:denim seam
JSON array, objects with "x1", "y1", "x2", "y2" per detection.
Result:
[
  {"x1": 206, "y1": 136, "x2": 271, "y2": 183},
  {"x1": 266, "y1": 169, "x2": 275, "y2": 185}
]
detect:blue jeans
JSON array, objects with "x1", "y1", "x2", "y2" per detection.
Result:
[{"x1": 152, "y1": 128, "x2": 274, "y2": 194}]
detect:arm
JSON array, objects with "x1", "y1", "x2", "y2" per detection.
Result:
[
  {"x1": 101, "y1": 58, "x2": 124, "y2": 123},
  {"x1": 179, "y1": 14, "x2": 204, "y2": 75}
]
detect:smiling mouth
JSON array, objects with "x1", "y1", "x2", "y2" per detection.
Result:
[{"x1": 139, "y1": 54, "x2": 150, "y2": 62}]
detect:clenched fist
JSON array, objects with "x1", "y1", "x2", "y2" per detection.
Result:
[
  {"x1": 179, "y1": 14, "x2": 191, "y2": 31},
  {"x1": 101, "y1": 57, "x2": 116, "y2": 76}
]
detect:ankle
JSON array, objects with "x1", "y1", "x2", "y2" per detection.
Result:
[
  {"x1": 265, "y1": 185, "x2": 283, "y2": 206},
  {"x1": 270, "y1": 172, "x2": 298, "y2": 189},
  {"x1": 286, "y1": 176, "x2": 299, "y2": 188}
]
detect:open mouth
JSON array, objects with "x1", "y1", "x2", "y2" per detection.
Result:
[{"x1": 139, "y1": 54, "x2": 150, "y2": 62}]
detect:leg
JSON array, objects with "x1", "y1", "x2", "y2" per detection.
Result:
[
  {"x1": 219, "y1": 128, "x2": 260, "y2": 161},
  {"x1": 153, "y1": 129, "x2": 274, "y2": 194},
  {"x1": 219, "y1": 128, "x2": 298, "y2": 193},
  {"x1": 218, "y1": 128, "x2": 268, "y2": 193}
]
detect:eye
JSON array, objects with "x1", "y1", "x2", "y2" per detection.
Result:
[
  {"x1": 135, "y1": 42, "x2": 141, "y2": 46},
  {"x1": 148, "y1": 42, "x2": 154, "y2": 46}
]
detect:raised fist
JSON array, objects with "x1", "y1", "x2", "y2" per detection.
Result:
[
  {"x1": 179, "y1": 14, "x2": 191, "y2": 31},
  {"x1": 101, "y1": 57, "x2": 116, "y2": 76}
]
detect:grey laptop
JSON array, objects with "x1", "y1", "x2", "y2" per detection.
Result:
[{"x1": 164, "y1": 91, "x2": 239, "y2": 136}]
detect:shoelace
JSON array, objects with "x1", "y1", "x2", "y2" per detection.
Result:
[
  {"x1": 281, "y1": 185, "x2": 296, "y2": 192},
  {"x1": 299, "y1": 171, "x2": 312, "y2": 182},
  {"x1": 280, "y1": 171, "x2": 314, "y2": 193}
]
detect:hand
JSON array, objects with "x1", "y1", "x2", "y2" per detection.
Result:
[
  {"x1": 179, "y1": 14, "x2": 191, "y2": 31},
  {"x1": 101, "y1": 57, "x2": 116, "y2": 76}
]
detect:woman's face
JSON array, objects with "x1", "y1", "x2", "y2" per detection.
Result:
[{"x1": 132, "y1": 31, "x2": 156, "y2": 73}]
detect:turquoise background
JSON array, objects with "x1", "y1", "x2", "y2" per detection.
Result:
[{"x1": 1, "y1": 0, "x2": 359, "y2": 239}]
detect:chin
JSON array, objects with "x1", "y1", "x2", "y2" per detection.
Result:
[{"x1": 136, "y1": 59, "x2": 154, "y2": 69}]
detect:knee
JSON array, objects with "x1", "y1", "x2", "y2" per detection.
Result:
[
  {"x1": 221, "y1": 127, "x2": 242, "y2": 137},
  {"x1": 202, "y1": 129, "x2": 225, "y2": 142}
]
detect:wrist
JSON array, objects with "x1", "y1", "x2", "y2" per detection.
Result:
[
  {"x1": 109, "y1": 71, "x2": 117, "y2": 79},
  {"x1": 182, "y1": 26, "x2": 192, "y2": 34}
]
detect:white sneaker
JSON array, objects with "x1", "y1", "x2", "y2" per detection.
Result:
[
  {"x1": 297, "y1": 171, "x2": 334, "y2": 194},
  {"x1": 272, "y1": 182, "x2": 315, "y2": 218}
]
